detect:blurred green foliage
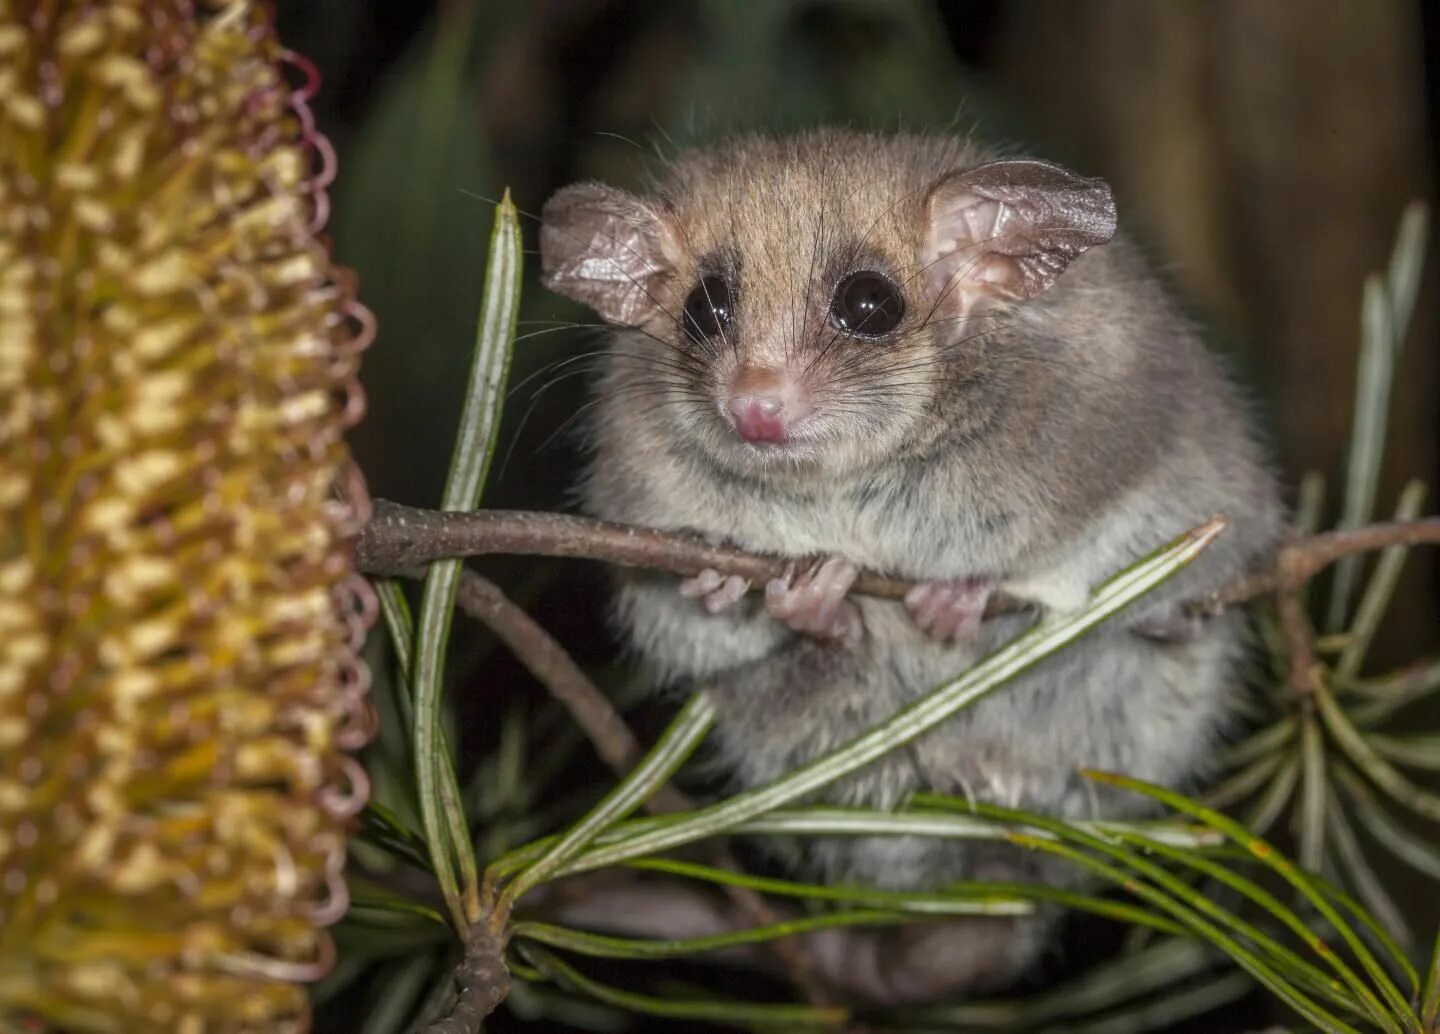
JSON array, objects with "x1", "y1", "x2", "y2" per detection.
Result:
[{"x1": 331, "y1": 4, "x2": 499, "y2": 506}]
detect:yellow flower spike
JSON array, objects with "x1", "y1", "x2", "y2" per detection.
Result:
[{"x1": 0, "y1": 1, "x2": 376, "y2": 1030}]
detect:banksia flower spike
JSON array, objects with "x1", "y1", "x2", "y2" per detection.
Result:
[{"x1": 0, "y1": 2, "x2": 376, "y2": 1030}]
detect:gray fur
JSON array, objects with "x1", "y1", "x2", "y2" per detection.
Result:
[{"x1": 540, "y1": 129, "x2": 1284, "y2": 1001}]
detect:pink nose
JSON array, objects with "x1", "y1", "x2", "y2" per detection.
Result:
[{"x1": 728, "y1": 395, "x2": 787, "y2": 442}]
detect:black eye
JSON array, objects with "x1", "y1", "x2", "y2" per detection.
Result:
[
  {"x1": 682, "y1": 275, "x2": 734, "y2": 342},
  {"x1": 831, "y1": 270, "x2": 904, "y2": 336}
]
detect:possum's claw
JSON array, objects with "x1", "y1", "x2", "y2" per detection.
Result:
[
  {"x1": 679, "y1": 568, "x2": 751, "y2": 614},
  {"x1": 765, "y1": 557, "x2": 863, "y2": 645},
  {"x1": 904, "y1": 577, "x2": 993, "y2": 641}
]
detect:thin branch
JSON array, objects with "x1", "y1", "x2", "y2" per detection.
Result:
[
  {"x1": 1276, "y1": 588, "x2": 1322, "y2": 699},
  {"x1": 1202, "y1": 517, "x2": 1440, "y2": 609},
  {"x1": 421, "y1": 921, "x2": 509, "y2": 1034},
  {"x1": 359, "y1": 498, "x2": 921, "y2": 601},
  {"x1": 359, "y1": 499, "x2": 1440, "y2": 621},
  {"x1": 447, "y1": 569, "x2": 691, "y2": 813}
]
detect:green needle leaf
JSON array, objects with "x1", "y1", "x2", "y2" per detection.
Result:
[
  {"x1": 1298, "y1": 714, "x2": 1328, "y2": 872},
  {"x1": 1221, "y1": 716, "x2": 1298, "y2": 768},
  {"x1": 922, "y1": 796, "x2": 1372, "y2": 1026},
  {"x1": 1206, "y1": 750, "x2": 1287, "y2": 811},
  {"x1": 626, "y1": 855, "x2": 1188, "y2": 933},
  {"x1": 745, "y1": 804, "x2": 1222, "y2": 848},
  {"x1": 1350, "y1": 658, "x2": 1440, "y2": 726},
  {"x1": 485, "y1": 806, "x2": 1218, "y2": 888},
  {"x1": 1316, "y1": 678, "x2": 1440, "y2": 824},
  {"x1": 910, "y1": 940, "x2": 1226, "y2": 1031},
  {"x1": 1422, "y1": 928, "x2": 1440, "y2": 1029},
  {"x1": 358, "y1": 801, "x2": 433, "y2": 872},
  {"x1": 1335, "y1": 480, "x2": 1428, "y2": 679},
  {"x1": 348, "y1": 882, "x2": 451, "y2": 928},
  {"x1": 1104, "y1": 830, "x2": 1390, "y2": 1025},
  {"x1": 1056, "y1": 970, "x2": 1256, "y2": 1034},
  {"x1": 1083, "y1": 770, "x2": 1417, "y2": 1030},
  {"x1": 377, "y1": 579, "x2": 416, "y2": 675},
  {"x1": 1327, "y1": 202, "x2": 1428, "y2": 631},
  {"x1": 503, "y1": 693, "x2": 716, "y2": 902},
  {"x1": 622, "y1": 857, "x2": 1034, "y2": 916},
  {"x1": 1333, "y1": 763, "x2": 1440, "y2": 881},
  {"x1": 1004, "y1": 830, "x2": 1363, "y2": 1033},
  {"x1": 413, "y1": 193, "x2": 523, "y2": 929},
  {"x1": 439, "y1": 190, "x2": 524, "y2": 513},
  {"x1": 1366, "y1": 734, "x2": 1440, "y2": 772},
  {"x1": 1323, "y1": 782, "x2": 1411, "y2": 952},
  {"x1": 516, "y1": 944, "x2": 849, "y2": 1027},
  {"x1": 1243, "y1": 754, "x2": 1301, "y2": 837},
  {"x1": 511, "y1": 911, "x2": 908, "y2": 960}
]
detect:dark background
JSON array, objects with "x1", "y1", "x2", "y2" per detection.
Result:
[{"x1": 274, "y1": 1, "x2": 1440, "y2": 1030}]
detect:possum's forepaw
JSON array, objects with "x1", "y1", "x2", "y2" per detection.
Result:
[
  {"x1": 765, "y1": 557, "x2": 863, "y2": 645},
  {"x1": 904, "y1": 577, "x2": 993, "y2": 641},
  {"x1": 679, "y1": 568, "x2": 751, "y2": 614}
]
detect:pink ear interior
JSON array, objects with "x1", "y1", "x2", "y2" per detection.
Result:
[
  {"x1": 924, "y1": 160, "x2": 1116, "y2": 312},
  {"x1": 539, "y1": 183, "x2": 676, "y2": 326}
]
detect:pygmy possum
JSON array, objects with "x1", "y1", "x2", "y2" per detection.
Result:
[{"x1": 538, "y1": 129, "x2": 1284, "y2": 1002}]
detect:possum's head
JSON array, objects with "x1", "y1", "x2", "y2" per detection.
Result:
[{"x1": 540, "y1": 131, "x2": 1115, "y2": 480}]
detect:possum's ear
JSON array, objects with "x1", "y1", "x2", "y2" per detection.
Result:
[
  {"x1": 924, "y1": 160, "x2": 1115, "y2": 311},
  {"x1": 540, "y1": 183, "x2": 677, "y2": 326}
]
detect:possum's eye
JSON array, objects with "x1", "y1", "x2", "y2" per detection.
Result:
[
  {"x1": 682, "y1": 275, "x2": 734, "y2": 342},
  {"x1": 831, "y1": 271, "x2": 904, "y2": 336}
]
